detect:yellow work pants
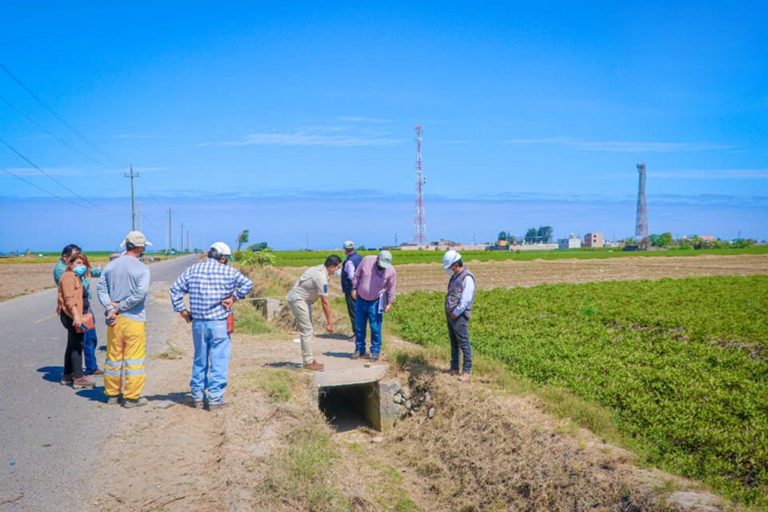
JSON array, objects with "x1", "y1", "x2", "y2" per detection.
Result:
[{"x1": 104, "y1": 316, "x2": 147, "y2": 400}]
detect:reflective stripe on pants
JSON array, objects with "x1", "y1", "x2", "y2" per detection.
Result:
[{"x1": 104, "y1": 316, "x2": 147, "y2": 400}]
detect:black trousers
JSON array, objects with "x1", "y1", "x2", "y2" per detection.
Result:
[
  {"x1": 59, "y1": 313, "x2": 84, "y2": 378},
  {"x1": 447, "y1": 312, "x2": 472, "y2": 373},
  {"x1": 345, "y1": 292, "x2": 357, "y2": 333}
]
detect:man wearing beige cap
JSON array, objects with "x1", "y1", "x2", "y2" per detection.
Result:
[
  {"x1": 97, "y1": 231, "x2": 152, "y2": 408},
  {"x1": 341, "y1": 240, "x2": 362, "y2": 338}
]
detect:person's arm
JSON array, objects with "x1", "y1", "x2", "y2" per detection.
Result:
[
  {"x1": 344, "y1": 260, "x2": 355, "y2": 281},
  {"x1": 169, "y1": 271, "x2": 189, "y2": 312},
  {"x1": 452, "y1": 275, "x2": 476, "y2": 317},
  {"x1": 321, "y1": 295, "x2": 333, "y2": 333},
  {"x1": 117, "y1": 267, "x2": 150, "y2": 312},
  {"x1": 53, "y1": 261, "x2": 65, "y2": 285},
  {"x1": 233, "y1": 271, "x2": 254, "y2": 301},
  {"x1": 351, "y1": 262, "x2": 362, "y2": 300},
  {"x1": 60, "y1": 274, "x2": 83, "y2": 324},
  {"x1": 97, "y1": 270, "x2": 112, "y2": 310},
  {"x1": 383, "y1": 269, "x2": 396, "y2": 312}
]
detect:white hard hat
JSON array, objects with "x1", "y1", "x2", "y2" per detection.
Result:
[
  {"x1": 442, "y1": 249, "x2": 461, "y2": 269},
  {"x1": 210, "y1": 242, "x2": 232, "y2": 256}
]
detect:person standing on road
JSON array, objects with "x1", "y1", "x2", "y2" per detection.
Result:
[
  {"x1": 97, "y1": 231, "x2": 151, "y2": 408},
  {"x1": 341, "y1": 240, "x2": 363, "y2": 339},
  {"x1": 79, "y1": 254, "x2": 103, "y2": 376},
  {"x1": 351, "y1": 250, "x2": 396, "y2": 362},
  {"x1": 443, "y1": 250, "x2": 475, "y2": 382},
  {"x1": 54, "y1": 244, "x2": 81, "y2": 285},
  {"x1": 286, "y1": 255, "x2": 342, "y2": 371},
  {"x1": 170, "y1": 242, "x2": 253, "y2": 411},
  {"x1": 57, "y1": 252, "x2": 96, "y2": 389}
]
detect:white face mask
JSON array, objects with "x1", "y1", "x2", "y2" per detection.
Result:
[{"x1": 444, "y1": 267, "x2": 453, "y2": 276}]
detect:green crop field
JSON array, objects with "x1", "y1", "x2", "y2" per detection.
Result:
[
  {"x1": 389, "y1": 276, "x2": 768, "y2": 504},
  {"x1": 271, "y1": 245, "x2": 768, "y2": 267}
]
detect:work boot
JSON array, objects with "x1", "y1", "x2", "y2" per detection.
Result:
[
  {"x1": 106, "y1": 395, "x2": 122, "y2": 405},
  {"x1": 60, "y1": 373, "x2": 74, "y2": 385},
  {"x1": 72, "y1": 376, "x2": 95, "y2": 389},
  {"x1": 303, "y1": 360, "x2": 325, "y2": 371},
  {"x1": 123, "y1": 397, "x2": 148, "y2": 408}
]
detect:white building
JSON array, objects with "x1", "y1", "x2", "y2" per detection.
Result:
[{"x1": 558, "y1": 235, "x2": 582, "y2": 249}]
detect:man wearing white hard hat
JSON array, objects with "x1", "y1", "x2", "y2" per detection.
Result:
[
  {"x1": 442, "y1": 249, "x2": 476, "y2": 382},
  {"x1": 170, "y1": 242, "x2": 253, "y2": 410},
  {"x1": 97, "y1": 231, "x2": 152, "y2": 407}
]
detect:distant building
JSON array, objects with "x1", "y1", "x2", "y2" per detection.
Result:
[
  {"x1": 699, "y1": 235, "x2": 716, "y2": 242},
  {"x1": 583, "y1": 232, "x2": 605, "y2": 248},
  {"x1": 558, "y1": 236, "x2": 582, "y2": 249}
]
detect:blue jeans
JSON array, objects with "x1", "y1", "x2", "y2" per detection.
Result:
[
  {"x1": 354, "y1": 297, "x2": 382, "y2": 356},
  {"x1": 83, "y1": 328, "x2": 99, "y2": 374},
  {"x1": 191, "y1": 319, "x2": 231, "y2": 404}
]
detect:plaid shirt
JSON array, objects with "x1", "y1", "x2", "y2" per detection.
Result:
[{"x1": 170, "y1": 259, "x2": 253, "y2": 321}]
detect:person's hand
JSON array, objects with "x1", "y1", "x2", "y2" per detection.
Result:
[
  {"x1": 106, "y1": 310, "x2": 118, "y2": 325},
  {"x1": 180, "y1": 310, "x2": 192, "y2": 323},
  {"x1": 221, "y1": 295, "x2": 235, "y2": 309},
  {"x1": 450, "y1": 312, "x2": 458, "y2": 321},
  {"x1": 326, "y1": 323, "x2": 334, "y2": 334},
  {"x1": 351, "y1": 290, "x2": 357, "y2": 300},
  {"x1": 109, "y1": 302, "x2": 119, "y2": 311},
  {"x1": 73, "y1": 315, "x2": 83, "y2": 327},
  {"x1": 384, "y1": 304, "x2": 393, "y2": 314}
]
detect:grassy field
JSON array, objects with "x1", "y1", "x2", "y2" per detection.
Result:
[
  {"x1": 0, "y1": 251, "x2": 181, "y2": 265},
  {"x1": 389, "y1": 275, "x2": 768, "y2": 505},
  {"x1": 271, "y1": 245, "x2": 768, "y2": 267}
]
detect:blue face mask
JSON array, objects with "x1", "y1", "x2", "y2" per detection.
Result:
[{"x1": 73, "y1": 265, "x2": 87, "y2": 277}]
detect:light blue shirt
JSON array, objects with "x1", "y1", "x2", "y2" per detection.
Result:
[
  {"x1": 452, "y1": 275, "x2": 476, "y2": 316},
  {"x1": 97, "y1": 255, "x2": 150, "y2": 322}
]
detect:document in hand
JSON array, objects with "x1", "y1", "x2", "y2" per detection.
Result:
[{"x1": 378, "y1": 291, "x2": 387, "y2": 313}]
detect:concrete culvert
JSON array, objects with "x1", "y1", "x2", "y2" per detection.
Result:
[{"x1": 319, "y1": 382, "x2": 377, "y2": 432}]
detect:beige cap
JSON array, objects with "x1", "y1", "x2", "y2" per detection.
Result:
[
  {"x1": 343, "y1": 240, "x2": 355, "y2": 250},
  {"x1": 377, "y1": 250, "x2": 393, "y2": 268},
  {"x1": 125, "y1": 230, "x2": 152, "y2": 247}
]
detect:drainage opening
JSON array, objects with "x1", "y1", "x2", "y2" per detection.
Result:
[{"x1": 319, "y1": 382, "x2": 378, "y2": 432}]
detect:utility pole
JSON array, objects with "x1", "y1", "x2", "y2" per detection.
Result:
[
  {"x1": 125, "y1": 165, "x2": 139, "y2": 230},
  {"x1": 137, "y1": 202, "x2": 143, "y2": 232},
  {"x1": 186, "y1": 230, "x2": 190, "y2": 252},
  {"x1": 167, "y1": 207, "x2": 172, "y2": 254},
  {"x1": 180, "y1": 223, "x2": 184, "y2": 253}
]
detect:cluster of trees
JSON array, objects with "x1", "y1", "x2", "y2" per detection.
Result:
[
  {"x1": 647, "y1": 232, "x2": 755, "y2": 249},
  {"x1": 498, "y1": 225, "x2": 554, "y2": 245},
  {"x1": 236, "y1": 229, "x2": 270, "y2": 252},
  {"x1": 234, "y1": 229, "x2": 275, "y2": 266}
]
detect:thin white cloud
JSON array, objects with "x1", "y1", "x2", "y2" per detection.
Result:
[
  {"x1": 651, "y1": 169, "x2": 768, "y2": 180},
  {"x1": 504, "y1": 137, "x2": 731, "y2": 152},
  {"x1": 114, "y1": 134, "x2": 163, "y2": 139},
  {"x1": 204, "y1": 130, "x2": 404, "y2": 147}
]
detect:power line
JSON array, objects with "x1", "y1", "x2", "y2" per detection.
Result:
[
  {"x1": 0, "y1": 137, "x2": 118, "y2": 215},
  {"x1": 0, "y1": 63, "x2": 122, "y2": 167},
  {"x1": 0, "y1": 94, "x2": 106, "y2": 167},
  {"x1": 0, "y1": 165, "x2": 84, "y2": 209}
]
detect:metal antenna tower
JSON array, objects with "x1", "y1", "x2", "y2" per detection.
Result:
[
  {"x1": 635, "y1": 163, "x2": 649, "y2": 240},
  {"x1": 413, "y1": 125, "x2": 427, "y2": 244}
]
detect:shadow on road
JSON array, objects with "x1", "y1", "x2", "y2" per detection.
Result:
[
  {"x1": 142, "y1": 391, "x2": 189, "y2": 405},
  {"x1": 265, "y1": 361, "x2": 302, "y2": 369},
  {"x1": 36, "y1": 365, "x2": 64, "y2": 384},
  {"x1": 322, "y1": 351, "x2": 356, "y2": 359},
  {"x1": 75, "y1": 386, "x2": 108, "y2": 403}
]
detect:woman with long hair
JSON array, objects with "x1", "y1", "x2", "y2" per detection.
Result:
[
  {"x1": 57, "y1": 253, "x2": 96, "y2": 389},
  {"x1": 79, "y1": 254, "x2": 102, "y2": 376}
]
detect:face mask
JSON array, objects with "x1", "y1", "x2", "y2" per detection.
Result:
[
  {"x1": 334, "y1": 268, "x2": 342, "y2": 276},
  {"x1": 73, "y1": 265, "x2": 87, "y2": 277},
  {"x1": 444, "y1": 267, "x2": 453, "y2": 276}
]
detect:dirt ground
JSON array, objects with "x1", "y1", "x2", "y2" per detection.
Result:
[{"x1": 90, "y1": 319, "x2": 726, "y2": 512}]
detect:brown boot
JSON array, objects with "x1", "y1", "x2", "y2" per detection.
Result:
[{"x1": 303, "y1": 360, "x2": 325, "y2": 371}]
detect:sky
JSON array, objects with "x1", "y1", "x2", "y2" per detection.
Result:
[{"x1": 1, "y1": 1, "x2": 767, "y2": 252}]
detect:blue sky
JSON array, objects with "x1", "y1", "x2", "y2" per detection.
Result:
[{"x1": 1, "y1": 1, "x2": 767, "y2": 252}]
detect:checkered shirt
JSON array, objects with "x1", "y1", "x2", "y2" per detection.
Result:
[{"x1": 170, "y1": 259, "x2": 253, "y2": 321}]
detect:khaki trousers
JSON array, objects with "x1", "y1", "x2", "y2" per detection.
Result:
[{"x1": 288, "y1": 299, "x2": 314, "y2": 364}]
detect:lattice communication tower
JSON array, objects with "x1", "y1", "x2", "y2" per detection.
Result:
[{"x1": 413, "y1": 125, "x2": 427, "y2": 244}]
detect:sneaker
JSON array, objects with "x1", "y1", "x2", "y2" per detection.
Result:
[
  {"x1": 123, "y1": 397, "x2": 148, "y2": 408},
  {"x1": 303, "y1": 360, "x2": 325, "y2": 371},
  {"x1": 369, "y1": 354, "x2": 380, "y2": 363},
  {"x1": 207, "y1": 402, "x2": 226, "y2": 412},
  {"x1": 90, "y1": 368, "x2": 104, "y2": 376},
  {"x1": 60, "y1": 373, "x2": 74, "y2": 385},
  {"x1": 72, "y1": 376, "x2": 95, "y2": 389},
  {"x1": 458, "y1": 373, "x2": 472, "y2": 383},
  {"x1": 446, "y1": 369, "x2": 460, "y2": 376},
  {"x1": 106, "y1": 395, "x2": 122, "y2": 405},
  {"x1": 351, "y1": 352, "x2": 364, "y2": 360}
]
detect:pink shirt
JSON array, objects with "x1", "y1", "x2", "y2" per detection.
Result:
[{"x1": 352, "y1": 255, "x2": 396, "y2": 304}]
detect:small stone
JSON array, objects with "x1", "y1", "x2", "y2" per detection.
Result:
[
  {"x1": 371, "y1": 435, "x2": 385, "y2": 444},
  {"x1": 404, "y1": 399, "x2": 412, "y2": 409},
  {"x1": 428, "y1": 407, "x2": 435, "y2": 419},
  {"x1": 393, "y1": 395, "x2": 403, "y2": 404},
  {"x1": 419, "y1": 395, "x2": 425, "y2": 403},
  {"x1": 424, "y1": 392, "x2": 431, "y2": 402},
  {"x1": 401, "y1": 386, "x2": 411, "y2": 399}
]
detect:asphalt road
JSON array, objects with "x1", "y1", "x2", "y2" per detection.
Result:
[{"x1": 0, "y1": 254, "x2": 198, "y2": 512}]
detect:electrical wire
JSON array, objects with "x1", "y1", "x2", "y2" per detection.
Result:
[
  {"x1": 0, "y1": 138, "x2": 120, "y2": 216},
  {"x1": 0, "y1": 165, "x2": 85, "y2": 209}
]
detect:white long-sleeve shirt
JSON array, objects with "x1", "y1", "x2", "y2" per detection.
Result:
[{"x1": 452, "y1": 275, "x2": 475, "y2": 316}]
